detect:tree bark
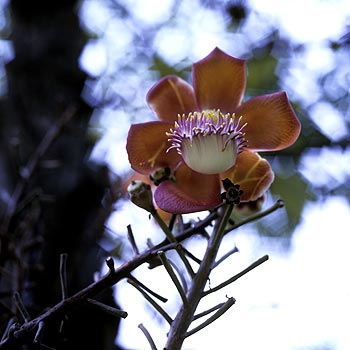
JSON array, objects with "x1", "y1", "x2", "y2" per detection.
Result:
[{"x1": 0, "y1": 1, "x2": 121, "y2": 349}]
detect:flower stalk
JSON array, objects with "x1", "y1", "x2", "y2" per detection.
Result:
[
  {"x1": 151, "y1": 208, "x2": 195, "y2": 278},
  {"x1": 158, "y1": 251, "x2": 188, "y2": 305}
]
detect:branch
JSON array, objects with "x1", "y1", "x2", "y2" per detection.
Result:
[
  {"x1": 0, "y1": 207, "x2": 222, "y2": 348},
  {"x1": 164, "y1": 204, "x2": 234, "y2": 350},
  {"x1": 185, "y1": 297, "x2": 236, "y2": 338},
  {"x1": 138, "y1": 323, "x2": 158, "y2": 350},
  {"x1": 128, "y1": 279, "x2": 172, "y2": 325},
  {"x1": 0, "y1": 105, "x2": 76, "y2": 235},
  {"x1": 153, "y1": 210, "x2": 219, "y2": 250},
  {"x1": 158, "y1": 251, "x2": 187, "y2": 305},
  {"x1": 203, "y1": 255, "x2": 269, "y2": 296},
  {"x1": 224, "y1": 199, "x2": 285, "y2": 235},
  {"x1": 0, "y1": 241, "x2": 178, "y2": 348}
]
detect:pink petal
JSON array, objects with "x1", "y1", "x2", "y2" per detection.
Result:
[
  {"x1": 147, "y1": 75, "x2": 198, "y2": 122},
  {"x1": 236, "y1": 92, "x2": 301, "y2": 151},
  {"x1": 192, "y1": 47, "x2": 246, "y2": 113},
  {"x1": 126, "y1": 121, "x2": 182, "y2": 174},
  {"x1": 154, "y1": 163, "x2": 221, "y2": 214}
]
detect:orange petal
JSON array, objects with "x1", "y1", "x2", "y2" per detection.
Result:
[
  {"x1": 236, "y1": 92, "x2": 301, "y2": 151},
  {"x1": 221, "y1": 151, "x2": 274, "y2": 201},
  {"x1": 154, "y1": 163, "x2": 221, "y2": 214},
  {"x1": 147, "y1": 75, "x2": 198, "y2": 122},
  {"x1": 126, "y1": 121, "x2": 182, "y2": 174},
  {"x1": 192, "y1": 47, "x2": 246, "y2": 113}
]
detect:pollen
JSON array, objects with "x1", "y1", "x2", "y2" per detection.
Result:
[{"x1": 167, "y1": 110, "x2": 247, "y2": 174}]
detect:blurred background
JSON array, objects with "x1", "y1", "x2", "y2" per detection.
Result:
[{"x1": 0, "y1": 0, "x2": 349, "y2": 349}]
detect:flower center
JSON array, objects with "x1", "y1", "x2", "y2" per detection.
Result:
[{"x1": 167, "y1": 109, "x2": 247, "y2": 175}]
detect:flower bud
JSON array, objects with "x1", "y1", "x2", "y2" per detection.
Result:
[
  {"x1": 149, "y1": 167, "x2": 175, "y2": 186},
  {"x1": 127, "y1": 180, "x2": 155, "y2": 213},
  {"x1": 221, "y1": 178, "x2": 243, "y2": 205}
]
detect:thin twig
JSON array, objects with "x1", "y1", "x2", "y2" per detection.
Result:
[
  {"x1": 181, "y1": 246, "x2": 202, "y2": 265},
  {"x1": 151, "y1": 209, "x2": 195, "y2": 278},
  {"x1": 203, "y1": 255, "x2": 269, "y2": 296},
  {"x1": 0, "y1": 105, "x2": 76, "y2": 234},
  {"x1": 128, "y1": 275, "x2": 168, "y2": 303},
  {"x1": 158, "y1": 251, "x2": 187, "y2": 305},
  {"x1": 13, "y1": 292, "x2": 30, "y2": 323},
  {"x1": 168, "y1": 214, "x2": 177, "y2": 232},
  {"x1": 224, "y1": 200, "x2": 285, "y2": 235},
  {"x1": 192, "y1": 302, "x2": 225, "y2": 321},
  {"x1": 0, "y1": 318, "x2": 17, "y2": 342},
  {"x1": 86, "y1": 298, "x2": 128, "y2": 318},
  {"x1": 168, "y1": 258, "x2": 188, "y2": 294},
  {"x1": 33, "y1": 321, "x2": 45, "y2": 344},
  {"x1": 185, "y1": 297, "x2": 236, "y2": 338},
  {"x1": 154, "y1": 211, "x2": 219, "y2": 250},
  {"x1": 59, "y1": 253, "x2": 68, "y2": 300},
  {"x1": 105, "y1": 257, "x2": 115, "y2": 272},
  {"x1": 175, "y1": 245, "x2": 195, "y2": 277},
  {"x1": 212, "y1": 245, "x2": 239, "y2": 269},
  {"x1": 127, "y1": 224, "x2": 139, "y2": 255},
  {"x1": 138, "y1": 323, "x2": 158, "y2": 350},
  {"x1": 128, "y1": 278, "x2": 173, "y2": 325}
]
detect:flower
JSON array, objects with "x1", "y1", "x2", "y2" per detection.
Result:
[{"x1": 126, "y1": 48, "x2": 301, "y2": 214}]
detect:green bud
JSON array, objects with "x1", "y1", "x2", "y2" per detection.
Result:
[
  {"x1": 127, "y1": 180, "x2": 155, "y2": 213},
  {"x1": 149, "y1": 167, "x2": 175, "y2": 186}
]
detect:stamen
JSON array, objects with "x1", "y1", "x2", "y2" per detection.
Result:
[{"x1": 166, "y1": 109, "x2": 247, "y2": 174}]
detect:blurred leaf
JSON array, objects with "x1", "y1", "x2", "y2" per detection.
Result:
[
  {"x1": 246, "y1": 54, "x2": 278, "y2": 93},
  {"x1": 270, "y1": 172, "x2": 311, "y2": 227},
  {"x1": 149, "y1": 54, "x2": 190, "y2": 79}
]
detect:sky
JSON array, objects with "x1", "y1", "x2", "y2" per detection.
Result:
[{"x1": 78, "y1": 0, "x2": 350, "y2": 349}]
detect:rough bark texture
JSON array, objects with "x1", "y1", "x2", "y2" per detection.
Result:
[{"x1": 0, "y1": 1, "x2": 121, "y2": 349}]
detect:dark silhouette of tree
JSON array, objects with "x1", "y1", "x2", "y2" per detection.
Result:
[{"x1": 0, "y1": 1, "x2": 121, "y2": 349}]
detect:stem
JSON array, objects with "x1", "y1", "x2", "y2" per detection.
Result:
[
  {"x1": 212, "y1": 245, "x2": 239, "y2": 269},
  {"x1": 158, "y1": 251, "x2": 187, "y2": 305},
  {"x1": 224, "y1": 199, "x2": 284, "y2": 234},
  {"x1": 151, "y1": 209, "x2": 195, "y2": 278},
  {"x1": 128, "y1": 275, "x2": 168, "y2": 303},
  {"x1": 59, "y1": 253, "x2": 68, "y2": 300},
  {"x1": 127, "y1": 224, "x2": 139, "y2": 255},
  {"x1": 192, "y1": 302, "x2": 225, "y2": 321},
  {"x1": 164, "y1": 204, "x2": 234, "y2": 350},
  {"x1": 153, "y1": 210, "x2": 219, "y2": 250},
  {"x1": 13, "y1": 292, "x2": 31, "y2": 323},
  {"x1": 127, "y1": 279, "x2": 173, "y2": 325},
  {"x1": 203, "y1": 255, "x2": 269, "y2": 296},
  {"x1": 185, "y1": 297, "x2": 235, "y2": 338},
  {"x1": 33, "y1": 321, "x2": 45, "y2": 344},
  {"x1": 86, "y1": 298, "x2": 128, "y2": 318},
  {"x1": 139, "y1": 323, "x2": 158, "y2": 350}
]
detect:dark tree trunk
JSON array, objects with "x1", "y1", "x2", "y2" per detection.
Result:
[{"x1": 0, "y1": 1, "x2": 120, "y2": 349}]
